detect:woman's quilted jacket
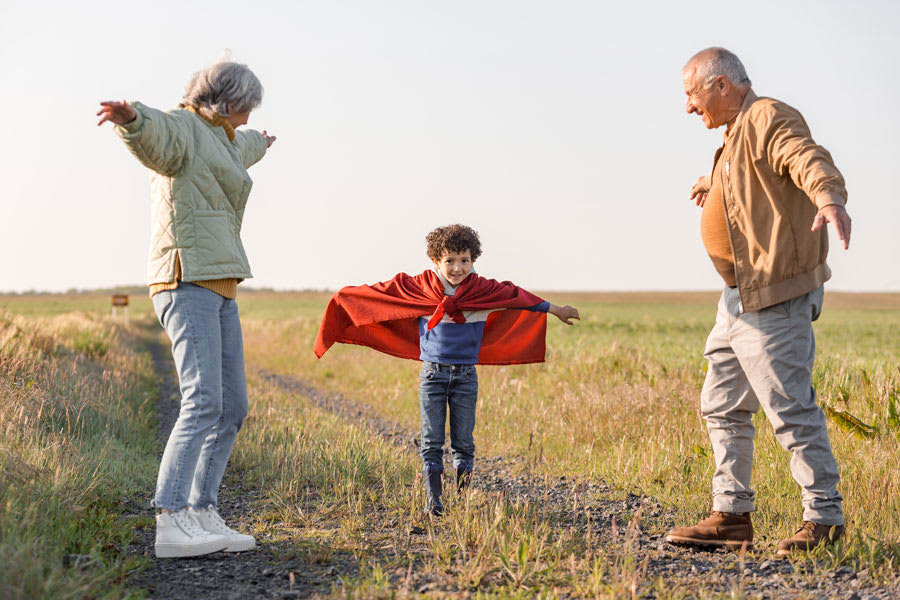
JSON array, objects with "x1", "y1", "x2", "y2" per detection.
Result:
[{"x1": 115, "y1": 102, "x2": 268, "y2": 284}]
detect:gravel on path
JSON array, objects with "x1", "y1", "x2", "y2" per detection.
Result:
[
  {"x1": 256, "y1": 370, "x2": 900, "y2": 600},
  {"x1": 120, "y1": 345, "x2": 899, "y2": 599},
  {"x1": 126, "y1": 335, "x2": 351, "y2": 599}
]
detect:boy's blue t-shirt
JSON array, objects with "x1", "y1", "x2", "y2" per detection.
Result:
[{"x1": 418, "y1": 270, "x2": 549, "y2": 365}]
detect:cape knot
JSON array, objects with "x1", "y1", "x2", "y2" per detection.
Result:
[
  {"x1": 442, "y1": 296, "x2": 464, "y2": 323},
  {"x1": 427, "y1": 296, "x2": 465, "y2": 330}
]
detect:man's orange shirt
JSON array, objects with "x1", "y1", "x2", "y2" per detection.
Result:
[{"x1": 701, "y1": 151, "x2": 737, "y2": 287}]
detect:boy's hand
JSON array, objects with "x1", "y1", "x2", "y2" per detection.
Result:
[{"x1": 549, "y1": 304, "x2": 580, "y2": 325}]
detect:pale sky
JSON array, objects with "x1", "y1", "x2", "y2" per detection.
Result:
[{"x1": 2, "y1": 0, "x2": 898, "y2": 293}]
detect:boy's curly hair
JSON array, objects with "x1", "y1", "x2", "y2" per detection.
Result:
[{"x1": 425, "y1": 224, "x2": 482, "y2": 262}]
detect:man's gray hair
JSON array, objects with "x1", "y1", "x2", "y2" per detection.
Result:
[
  {"x1": 182, "y1": 61, "x2": 263, "y2": 117},
  {"x1": 686, "y1": 47, "x2": 752, "y2": 88}
]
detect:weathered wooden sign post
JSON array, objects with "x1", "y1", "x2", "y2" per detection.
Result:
[{"x1": 111, "y1": 294, "x2": 129, "y2": 326}]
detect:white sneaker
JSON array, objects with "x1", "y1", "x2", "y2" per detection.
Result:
[
  {"x1": 190, "y1": 505, "x2": 256, "y2": 552},
  {"x1": 154, "y1": 509, "x2": 229, "y2": 558}
]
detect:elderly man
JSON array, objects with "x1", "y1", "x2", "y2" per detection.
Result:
[{"x1": 665, "y1": 47, "x2": 851, "y2": 556}]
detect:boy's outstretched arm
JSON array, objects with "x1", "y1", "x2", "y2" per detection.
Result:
[{"x1": 548, "y1": 304, "x2": 580, "y2": 325}]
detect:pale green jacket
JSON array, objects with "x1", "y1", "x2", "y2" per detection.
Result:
[{"x1": 115, "y1": 102, "x2": 268, "y2": 284}]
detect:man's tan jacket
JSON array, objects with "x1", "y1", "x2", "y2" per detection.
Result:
[{"x1": 712, "y1": 90, "x2": 848, "y2": 312}]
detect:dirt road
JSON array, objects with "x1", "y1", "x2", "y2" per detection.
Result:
[{"x1": 125, "y1": 333, "x2": 895, "y2": 599}]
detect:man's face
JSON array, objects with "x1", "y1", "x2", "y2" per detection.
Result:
[
  {"x1": 683, "y1": 68, "x2": 725, "y2": 129},
  {"x1": 434, "y1": 249, "x2": 473, "y2": 287}
]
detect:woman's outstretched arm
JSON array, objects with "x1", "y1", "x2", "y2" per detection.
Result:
[{"x1": 97, "y1": 100, "x2": 192, "y2": 176}]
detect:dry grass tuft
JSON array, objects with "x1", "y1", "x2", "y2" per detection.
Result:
[{"x1": 0, "y1": 310, "x2": 158, "y2": 600}]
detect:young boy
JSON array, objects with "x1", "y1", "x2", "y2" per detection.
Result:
[{"x1": 314, "y1": 224, "x2": 579, "y2": 515}]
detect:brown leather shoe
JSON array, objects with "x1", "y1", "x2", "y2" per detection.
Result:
[
  {"x1": 776, "y1": 521, "x2": 844, "y2": 556},
  {"x1": 665, "y1": 511, "x2": 753, "y2": 550}
]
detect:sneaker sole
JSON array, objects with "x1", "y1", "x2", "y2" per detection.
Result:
[
  {"x1": 665, "y1": 534, "x2": 753, "y2": 551},
  {"x1": 223, "y1": 539, "x2": 256, "y2": 553},
  {"x1": 155, "y1": 537, "x2": 229, "y2": 558}
]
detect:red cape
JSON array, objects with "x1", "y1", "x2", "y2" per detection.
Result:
[{"x1": 314, "y1": 271, "x2": 547, "y2": 365}]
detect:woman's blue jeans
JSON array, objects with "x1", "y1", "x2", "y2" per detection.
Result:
[
  {"x1": 151, "y1": 283, "x2": 248, "y2": 511},
  {"x1": 419, "y1": 361, "x2": 478, "y2": 474}
]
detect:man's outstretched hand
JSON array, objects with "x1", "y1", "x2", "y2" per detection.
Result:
[{"x1": 812, "y1": 204, "x2": 851, "y2": 250}]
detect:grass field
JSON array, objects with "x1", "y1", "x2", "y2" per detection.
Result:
[
  {"x1": 0, "y1": 305, "x2": 159, "y2": 599},
  {"x1": 1, "y1": 290, "x2": 898, "y2": 598}
]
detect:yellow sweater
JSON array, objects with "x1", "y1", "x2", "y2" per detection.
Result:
[{"x1": 148, "y1": 254, "x2": 238, "y2": 299}]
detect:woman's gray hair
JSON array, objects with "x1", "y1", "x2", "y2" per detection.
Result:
[
  {"x1": 182, "y1": 61, "x2": 263, "y2": 118},
  {"x1": 687, "y1": 47, "x2": 752, "y2": 88}
]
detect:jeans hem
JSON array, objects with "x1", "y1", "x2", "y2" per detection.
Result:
[
  {"x1": 423, "y1": 461, "x2": 444, "y2": 473},
  {"x1": 802, "y1": 509, "x2": 844, "y2": 526},
  {"x1": 153, "y1": 500, "x2": 189, "y2": 512},
  {"x1": 453, "y1": 459, "x2": 474, "y2": 472},
  {"x1": 712, "y1": 498, "x2": 755, "y2": 514}
]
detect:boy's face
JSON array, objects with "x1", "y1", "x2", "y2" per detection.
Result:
[{"x1": 433, "y1": 249, "x2": 473, "y2": 287}]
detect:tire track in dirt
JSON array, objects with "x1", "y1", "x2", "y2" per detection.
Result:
[
  {"x1": 256, "y1": 370, "x2": 652, "y2": 532},
  {"x1": 258, "y1": 369, "x2": 899, "y2": 599},
  {"x1": 119, "y1": 330, "x2": 896, "y2": 599}
]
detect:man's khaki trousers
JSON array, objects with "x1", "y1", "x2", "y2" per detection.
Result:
[{"x1": 701, "y1": 285, "x2": 843, "y2": 525}]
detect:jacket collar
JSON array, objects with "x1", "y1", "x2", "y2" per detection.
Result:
[
  {"x1": 183, "y1": 105, "x2": 236, "y2": 142},
  {"x1": 724, "y1": 89, "x2": 759, "y2": 143}
]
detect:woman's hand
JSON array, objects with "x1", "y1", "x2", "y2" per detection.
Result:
[
  {"x1": 549, "y1": 304, "x2": 580, "y2": 325},
  {"x1": 262, "y1": 130, "x2": 277, "y2": 148},
  {"x1": 97, "y1": 101, "x2": 137, "y2": 126}
]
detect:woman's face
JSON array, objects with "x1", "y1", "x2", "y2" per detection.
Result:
[{"x1": 226, "y1": 109, "x2": 251, "y2": 129}]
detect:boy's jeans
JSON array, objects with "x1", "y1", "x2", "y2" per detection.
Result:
[
  {"x1": 151, "y1": 283, "x2": 248, "y2": 511},
  {"x1": 419, "y1": 361, "x2": 478, "y2": 474},
  {"x1": 702, "y1": 285, "x2": 843, "y2": 524}
]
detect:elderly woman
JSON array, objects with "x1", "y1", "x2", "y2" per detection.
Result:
[{"x1": 97, "y1": 61, "x2": 275, "y2": 558}]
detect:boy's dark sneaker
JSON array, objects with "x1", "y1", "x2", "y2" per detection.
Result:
[
  {"x1": 776, "y1": 521, "x2": 844, "y2": 556},
  {"x1": 665, "y1": 511, "x2": 753, "y2": 550},
  {"x1": 456, "y1": 466, "x2": 471, "y2": 493},
  {"x1": 424, "y1": 470, "x2": 443, "y2": 516}
]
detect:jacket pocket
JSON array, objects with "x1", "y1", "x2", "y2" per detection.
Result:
[{"x1": 193, "y1": 210, "x2": 240, "y2": 266}]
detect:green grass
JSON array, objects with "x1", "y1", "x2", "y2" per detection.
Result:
[
  {"x1": 240, "y1": 291, "x2": 900, "y2": 581},
  {"x1": 3, "y1": 290, "x2": 899, "y2": 597},
  {"x1": 232, "y1": 373, "x2": 681, "y2": 597},
  {"x1": 0, "y1": 310, "x2": 159, "y2": 600}
]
